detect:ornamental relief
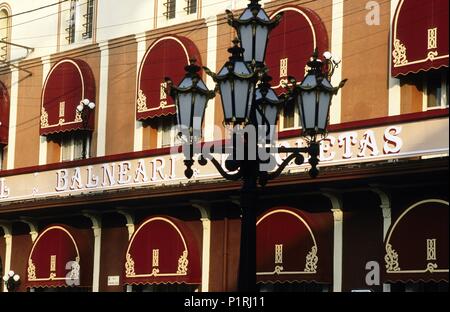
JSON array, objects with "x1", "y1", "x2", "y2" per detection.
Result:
[
  {"x1": 393, "y1": 28, "x2": 448, "y2": 68},
  {"x1": 125, "y1": 250, "x2": 189, "y2": 278},
  {"x1": 385, "y1": 241, "x2": 449, "y2": 274},
  {"x1": 136, "y1": 88, "x2": 175, "y2": 113},
  {"x1": 27, "y1": 257, "x2": 80, "y2": 281},
  {"x1": 257, "y1": 244, "x2": 319, "y2": 276},
  {"x1": 392, "y1": 39, "x2": 408, "y2": 66},
  {"x1": 40, "y1": 105, "x2": 84, "y2": 129}
]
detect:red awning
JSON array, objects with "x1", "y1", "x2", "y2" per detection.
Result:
[
  {"x1": 26, "y1": 225, "x2": 82, "y2": 288},
  {"x1": 391, "y1": 0, "x2": 449, "y2": 77},
  {"x1": 383, "y1": 200, "x2": 449, "y2": 283},
  {"x1": 0, "y1": 81, "x2": 9, "y2": 145},
  {"x1": 265, "y1": 6, "x2": 328, "y2": 95},
  {"x1": 40, "y1": 59, "x2": 96, "y2": 136},
  {"x1": 136, "y1": 35, "x2": 202, "y2": 120},
  {"x1": 257, "y1": 207, "x2": 332, "y2": 284},
  {"x1": 123, "y1": 216, "x2": 201, "y2": 285}
]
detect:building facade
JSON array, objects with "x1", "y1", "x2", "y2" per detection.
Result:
[{"x1": 0, "y1": 0, "x2": 448, "y2": 292}]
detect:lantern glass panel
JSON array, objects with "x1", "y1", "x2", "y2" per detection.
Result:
[
  {"x1": 235, "y1": 62, "x2": 251, "y2": 75},
  {"x1": 178, "y1": 93, "x2": 193, "y2": 133},
  {"x1": 220, "y1": 80, "x2": 233, "y2": 120},
  {"x1": 317, "y1": 92, "x2": 331, "y2": 131},
  {"x1": 179, "y1": 77, "x2": 193, "y2": 88},
  {"x1": 254, "y1": 25, "x2": 268, "y2": 63},
  {"x1": 300, "y1": 91, "x2": 317, "y2": 130},
  {"x1": 192, "y1": 94, "x2": 207, "y2": 139},
  {"x1": 240, "y1": 8, "x2": 253, "y2": 20},
  {"x1": 240, "y1": 24, "x2": 254, "y2": 63},
  {"x1": 234, "y1": 79, "x2": 251, "y2": 120},
  {"x1": 301, "y1": 74, "x2": 318, "y2": 89}
]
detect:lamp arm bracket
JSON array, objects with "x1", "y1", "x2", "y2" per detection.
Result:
[
  {"x1": 203, "y1": 66, "x2": 217, "y2": 81},
  {"x1": 202, "y1": 152, "x2": 244, "y2": 181},
  {"x1": 266, "y1": 151, "x2": 305, "y2": 181}
]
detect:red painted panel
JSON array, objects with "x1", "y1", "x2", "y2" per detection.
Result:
[
  {"x1": 392, "y1": 0, "x2": 449, "y2": 77},
  {"x1": 40, "y1": 59, "x2": 96, "y2": 135},
  {"x1": 124, "y1": 216, "x2": 201, "y2": 285},
  {"x1": 383, "y1": 200, "x2": 449, "y2": 282},
  {"x1": 0, "y1": 81, "x2": 9, "y2": 145},
  {"x1": 26, "y1": 226, "x2": 80, "y2": 288},
  {"x1": 257, "y1": 207, "x2": 332, "y2": 283},
  {"x1": 265, "y1": 7, "x2": 328, "y2": 95},
  {"x1": 137, "y1": 36, "x2": 202, "y2": 120}
]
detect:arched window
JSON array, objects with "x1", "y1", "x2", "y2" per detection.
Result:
[
  {"x1": 0, "y1": 6, "x2": 11, "y2": 61},
  {"x1": 64, "y1": 0, "x2": 95, "y2": 44}
]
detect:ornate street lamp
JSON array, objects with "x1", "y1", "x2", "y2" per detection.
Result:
[
  {"x1": 226, "y1": 0, "x2": 282, "y2": 65},
  {"x1": 76, "y1": 98, "x2": 95, "y2": 159},
  {"x1": 289, "y1": 49, "x2": 347, "y2": 140},
  {"x1": 167, "y1": 0, "x2": 346, "y2": 292},
  {"x1": 3, "y1": 270, "x2": 20, "y2": 292}
]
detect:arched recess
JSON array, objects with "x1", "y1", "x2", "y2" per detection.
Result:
[
  {"x1": 123, "y1": 215, "x2": 201, "y2": 286},
  {"x1": 136, "y1": 35, "x2": 202, "y2": 120},
  {"x1": 25, "y1": 225, "x2": 92, "y2": 289},
  {"x1": 40, "y1": 58, "x2": 96, "y2": 136},
  {"x1": 256, "y1": 207, "x2": 332, "y2": 284},
  {"x1": 384, "y1": 199, "x2": 449, "y2": 283},
  {"x1": 391, "y1": 0, "x2": 448, "y2": 77},
  {"x1": 265, "y1": 6, "x2": 329, "y2": 94},
  {"x1": 0, "y1": 4, "x2": 11, "y2": 61}
]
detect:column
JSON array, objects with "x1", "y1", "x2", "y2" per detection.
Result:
[
  {"x1": 83, "y1": 213, "x2": 102, "y2": 292},
  {"x1": 6, "y1": 67, "x2": 19, "y2": 169},
  {"x1": 388, "y1": 0, "x2": 401, "y2": 116},
  {"x1": 203, "y1": 16, "x2": 218, "y2": 141},
  {"x1": 329, "y1": 0, "x2": 344, "y2": 125},
  {"x1": 96, "y1": 42, "x2": 109, "y2": 157},
  {"x1": 39, "y1": 56, "x2": 52, "y2": 165},
  {"x1": 134, "y1": 33, "x2": 147, "y2": 152}
]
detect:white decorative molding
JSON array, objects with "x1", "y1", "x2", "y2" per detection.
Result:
[
  {"x1": 389, "y1": 0, "x2": 401, "y2": 117},
  {"x1": 330, "y1": 0, "x2": 344, "y2": 124},
  {"x1": 322, "y1": 190, "x2": 343, "y2": 293},
  {"x1": 117, "y1": 209, "x2": 135, "y2": 240},
  {"x1": 7, "y1": 67, "x2": 19, "y2": 170},
  {"x1": 191, "y1": 201, "x2": 211, "y2": 292},
  {"x1": 204, "y1": 16, "x2": 218, "y2": 141},
  {"x1": 0, "y1": 223, "x2": 12, "y2": 292},
  {"x1": 20, "y1": 218, "x2": 39, "y2": 242},
  {"x1": 83, "y1": 212, "x2": 102, "y2": 292},
  {"x1": 97, "y1": 42, "x2": 109, "y2": 157}
]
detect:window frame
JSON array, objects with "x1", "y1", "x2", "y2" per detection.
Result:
[
  {"x1": 60, "y1": 133, "x2": 90, "y2": 162},
  {"x1": 65, "y1": 0, "x2": 95, "y2": 45},
  {"x1": 422, "y1": 71, "x2": 449, "y2": 111},
  {"x1": 163, "y1": 0, "x2": 177, "y2": 20},
  {"x1": 157, "y1": 116, "x2": 177, "y2": 148},
  {"x1": 279, "y1": 105, "x2": 301, "y2": 131},
  {"x1": 185, "y1": 0, "x2": 197, "y2": 15}
]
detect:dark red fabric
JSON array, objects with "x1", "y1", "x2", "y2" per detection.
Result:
[
  {"x1": 40, "y1": 59, "x2": 96, "y2": 135},
  {"x1": 266, "y1": 7, "x2": 328, "y2": 95},
  {"x1": 257, "y1": 207, "x2": 332, "y2": 283},
  {"x1": 392, "y1": 0, "x2": 449, "y2": 77},
  {"x1": 136, "y1": 36, "x2": 202, "y2": 120},
  {"x1": 123, "y1": 216, "x2": 201, "y2": 285},
  {"x1": 25, "y1": 225, "x2": 80, "y2": 288},
  {"x1": 0, "y1": 81, "x2": 9, "y2": 145},
  {"x1": 383, "y1": 201, "x2": 449, "y2": 283}
]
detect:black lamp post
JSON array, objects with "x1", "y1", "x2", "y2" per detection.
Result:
[
  {"x1": 166, "y1": 0, "x2": 346, "y2": 292},
  {"x1": 76, "y1": 99, "x2": 95, "y2": 159}
]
